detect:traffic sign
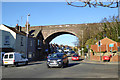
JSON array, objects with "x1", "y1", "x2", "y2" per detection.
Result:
[{"x1": 45, "y1": 49, "x2": 48, "y2": 52}]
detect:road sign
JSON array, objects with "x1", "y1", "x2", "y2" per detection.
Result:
[
  {"x1": 109, "y1": 44, "x2": 114, "y2": 47},
  {"x1": 45, "y1": 49, "x2": 48, "y2": 52}
]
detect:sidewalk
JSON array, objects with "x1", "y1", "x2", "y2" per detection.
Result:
[{"x1": 82, "y1": 59, "x2": 119, "y2": 64}]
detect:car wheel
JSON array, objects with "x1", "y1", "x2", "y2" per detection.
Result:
[
  {"x1": 66, "y1": 61, "x2": 69, "y2": 67},
  {"x1": 4, "y1": 65, "x2": 8, "y2": 67},
  {"x1": 61, "y1": 63, "x2": 64, "y2": 68},
  {"x1": 25, "y1": 61, "x2": 28, "y2": 65},
  {"x1": 47, "y1": 65, "x2": 50, "y2": 68},
  {"x1": 15, "y1": 63, "x2": 18, "y2": 67}
]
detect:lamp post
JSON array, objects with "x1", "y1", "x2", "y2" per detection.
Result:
[
  {"x1": 26, "y1": 14, "x2": 30, "y2": 59},
  {"x1": 118, "y1": 1, "x2": 120, "y2": 41},
  {"x1": 82, "y1": 30, "x2": 84, "y2": 57}
]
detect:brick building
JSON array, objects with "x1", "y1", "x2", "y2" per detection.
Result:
[{"x1": 91, "y1": 37, "x2": 120, "y2": 52}]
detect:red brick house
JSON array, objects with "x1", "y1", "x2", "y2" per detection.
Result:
[{"x1": 91, "y1": 37, "x2": 120, "y2": 52}]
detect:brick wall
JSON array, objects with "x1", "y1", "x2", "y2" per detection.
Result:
[
  {"x1": 91, "y1": 43, "x2": 118, "y2": 53},
  {"x1": 90, "y1": 52, "x2": 120, "y2": 62},
  {"x1": 110, "y1": 55, "x2": 120, "y2": 62}
]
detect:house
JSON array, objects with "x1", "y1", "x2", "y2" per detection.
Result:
[
  {"x1": 0, "y1": 24, "x2": 40, "y2": 61},
  {"x1": 0, "y1": 24, "x2": 27, "y2": 53},
  {"x1": 91, "y1": 37, "x2": 120, "y2": 53},
  {"x1": 21, "y1": 24, "x2": 44, "y2": 60}
]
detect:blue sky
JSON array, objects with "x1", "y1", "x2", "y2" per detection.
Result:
[{"x1": 2, "y1": 2, "x2": 118, "y2": 46}]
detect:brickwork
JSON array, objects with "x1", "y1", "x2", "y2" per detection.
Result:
[
  {"x1": 90, "y1": 52, "x2": 120, "y2": 62},
  {"x1": 91, "y1": 38, "x2": 120, "y2": 52}
]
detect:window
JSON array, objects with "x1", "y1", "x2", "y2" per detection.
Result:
[
  {"x1": 9, "y1": 54, "x2": 13, "y2": 58},
  {"x1": 28, "y1": 52, "x2": 32, "y2": 58},
  {"x1": 21, "y1": 37, "x2": 23, "y2": 46},
  {"x1": 30, "y1": 40, "x2": 32, "y2": 46},
  {"x1": 38, "y1": 39, "x2": 40, "y2": 46},
  {"x1": 4, "y1": 36, "x2": 10, "y2": 45},
  {"x1": 4, "y1": 55, "x2": 8, "y2": 59}
]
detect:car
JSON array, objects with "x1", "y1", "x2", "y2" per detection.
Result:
[
  {"x1": 47, "y1": 53, "x2": 69, "y2": 68},
  {"x1": 72, "y1": 54, "x2": 80, "y2": 61},
  {"x1": 47, "y1": 54, "x2": 51, "y2": 59},
  {"x1": 103, "y1": 54, "x2": 112, "y2": 62},
  {"x1": 3, "y1": 52, "x2": 28, "y2": 67}
]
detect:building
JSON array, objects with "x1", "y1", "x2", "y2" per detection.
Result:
[
  {"x1": 91, "y1": 37, "x2": 120, "y2": 53},
  {"x1": 0, "y1": 24, "x2": 44, "y2": 61},
  {"x1": 22, "y1": 23, "x2": 44, "y2": 60},
  {"x1": 0, "y1": 24, "x2": 27, "y2": 53}
]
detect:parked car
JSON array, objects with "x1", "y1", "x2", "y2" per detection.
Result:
[
  {"x1": 103, "y1": 54, "x2": 112, "y2": 62},
  {"x1": 72, "y1": 54, "x2": 80, "y2": 61},
  {"x1": 47, "y1": 53, "x2": 69, "y2": 68},
  {"x1": 71, "y1": 51, "x2": 75, "y2": 56},
  {"x1": 3, "y1": 52, "x2": 28, "y2": 67},
  {"x1": 66, "y1": 51, "x2": 71, "y2": 56}
]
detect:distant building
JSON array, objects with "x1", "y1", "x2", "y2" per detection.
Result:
[{"x1": 91, "y1": 37, "x2": 120, "y2": 52}]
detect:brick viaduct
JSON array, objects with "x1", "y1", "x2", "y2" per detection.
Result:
[{"x1": 22, "y1": 23, "x2": 102, "y2": 52}]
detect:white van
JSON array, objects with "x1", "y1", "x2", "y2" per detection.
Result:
[{"x1": 3, "y1": 52, "x2": 28, "y2": 67}]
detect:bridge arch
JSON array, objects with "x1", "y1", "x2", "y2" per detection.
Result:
[{"x1": 44, "y1": 31, "x2": 78, "y2": 44}]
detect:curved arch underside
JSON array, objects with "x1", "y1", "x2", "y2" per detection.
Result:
[{"x1": 44, "y1": 32, "x2": 76, "y2": 43}]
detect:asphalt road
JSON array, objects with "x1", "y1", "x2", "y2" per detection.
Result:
[{"x1": 2, "y1": 58, "x2": 118, "y2": 78}]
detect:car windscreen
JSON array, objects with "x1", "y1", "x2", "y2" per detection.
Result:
[
  {"x1": 4, "y1": 55, "x2": 8, "y2": 59},
  {"x1": 9, "y1": 54, "x2": 13, "y2": 58},
  {"x1": 50, "y1": 54, "x2": 63, "y2": 58},
  {"x1": 73, "y1": 55, "x2": 78, "y2": 57}
]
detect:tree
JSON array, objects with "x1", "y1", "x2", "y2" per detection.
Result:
[
  {"x1": 100, "y1": 16, "x2": 120, "y2": 42},
  {"x1": 85, "y1": 38, "x2": 98, "y2": 49},
  {"x1": 66, "y1": 0, "x2": 118, "y2": 8}
]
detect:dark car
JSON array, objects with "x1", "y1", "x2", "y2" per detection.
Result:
[{"x1": 47, "y1": 53, "x2": 69, "y2": 68}]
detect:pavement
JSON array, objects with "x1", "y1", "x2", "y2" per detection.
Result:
[
  {"x1": 82, "y1": 59, "x2": 119, "y2": 64},
  {"x1": 68, "y1": 57, "x2": 119, "y2": 64}
]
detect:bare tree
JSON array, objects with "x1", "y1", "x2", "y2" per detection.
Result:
[{"x1": 66, "y1": 0, "x2": 118, "y2": 8}]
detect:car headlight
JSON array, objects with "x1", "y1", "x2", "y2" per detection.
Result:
[
  {"x1": 48, "y1": 59, "x2": 50, "y2": 61},
  {"x1": 57, "y1": 59, "x2": 61, "y2": 62}
]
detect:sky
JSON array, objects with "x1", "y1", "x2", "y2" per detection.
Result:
[{"x1": 2, "y1": 2, "x2": 118, "y2": 47}]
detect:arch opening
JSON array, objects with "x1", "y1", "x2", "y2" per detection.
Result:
[{"x1": 44, "y1": 31, "x2": 78, "y2": 44}]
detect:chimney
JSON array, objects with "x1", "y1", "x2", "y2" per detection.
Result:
[
  {"x1": 15, "y1": 24, "x2": 19, "y2": 30},
  {"x1": 25, "y1": 21, "x2": 30, "y2": 34}
]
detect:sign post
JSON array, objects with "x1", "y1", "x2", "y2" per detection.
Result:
[{"x1": 98, "y1": 40, "x2": 101, "y2": 61}]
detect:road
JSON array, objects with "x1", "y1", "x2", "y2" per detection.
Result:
[{"x1": 2, "y1": 58, "x2": 118, "y2": 78}]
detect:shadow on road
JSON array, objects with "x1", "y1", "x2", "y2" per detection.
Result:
[
  {"x1": 68, "y1": 63, "x2": 80, "y2": 68},
  {"x1": 27, "y1": 62, "x2": 42, "y2": 66},
  {"x1": 79, "y1": 59, "x2": 84, "y2": 61}
]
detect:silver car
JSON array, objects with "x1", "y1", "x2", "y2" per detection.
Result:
[{"x1": 47, "y1": 53, "x2": 69, "y2": 68}]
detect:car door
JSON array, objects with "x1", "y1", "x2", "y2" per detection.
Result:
[{"x1": 63, "y1": 54, "x2": 68, "y2": 63}]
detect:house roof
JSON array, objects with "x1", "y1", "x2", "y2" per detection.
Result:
[
  {"x1": 2, "y1": 24, "x2": 33, "y2": 38},
  {"x1": 96, "y1": 37, "x2": 117, "y2": 45},
  {"x1": 2, "y1": 24, "x2": 27, "y2": 36}
]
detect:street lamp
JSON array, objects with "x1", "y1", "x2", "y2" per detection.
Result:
[
  {"x1": 27, "y1": 14, "x2": 30, "y2": 35},
  {"x1": 26, "y1": 14, "x2": 30, "y2": 59}
]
